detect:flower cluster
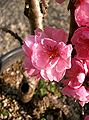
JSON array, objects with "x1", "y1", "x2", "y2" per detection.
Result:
[
  {"x1": 22, "y1": 0, "x2": 89, "y2": 108},
  {"x1": 62, "y1": 0, "x2": 89, "y2": 107}
]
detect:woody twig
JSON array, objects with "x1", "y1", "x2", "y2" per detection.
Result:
[{"x1": 24, "y1": 0, "x2": 44, "y2": 34}]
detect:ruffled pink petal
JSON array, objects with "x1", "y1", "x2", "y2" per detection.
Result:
[
  {"x1": 22, "y1": 35, "x2": 35, "y2": 57},
  {"x1": 41, "y1": 38, "x2": 57, "y2": 49},
  {"x1": 44, "y1": 66, "x2": 65, "y2": 81},
  {"x1": 52, "y1": 69, "x2": 66, "y2": 82},
  {"x1": 23, "y1": 57, "x2": 40, "y2": 77},
  {"x1": 46, "y1": 58, "x2": 66, "y2": 81},
  {"x1": 56, "y1": 58, "x2": 67, "y2": 72},
  {"x1": 67, "y1": 73, "x2": 85, "y2": 89},
  {"x1": 23, "y1": 35, "x2": 35, "y2": 47},
  {"x1": 62, "y1": 79, "x2": 70, "y2": 86},
  {"x1": 62, "y1": 86, "x2": 89, "y2": 106},
  {"x1": 46, "y1": 67, "x2": 54, "y2": 81},
  {"x1": 66, "y1": 58, "x2": 86, "y2": 78},
  {"x1": 75, "y1": 0, "x2": 89, "y2": 27},
  {"x1": 76, "y1": 86, "x2": 89, "y2": 103},
  {"x1": 40, "y1": 69, "x2": 49, "y2": 80},
  {"x1": 77, "y1": 73, "x2": 85, "y2": 83},
  {"x1": 71, "y1": 27, "x2": 89, "y2": 59},
  {"x1": 22, "y1": 44, "x2": 31, "y2": 57},
  {"x1": 40, "y1": 57, "x2": 66, "y2": 81},
  {"x1": 62, "y1": 86, "x2": 76, "y2": 98},
  {"x1": 75, "y1": 43, "x2": 89, "y2": 59},
  {"x1": 52, "y1": 28, "x2": 68, "y2": 43},
  {"x1": 56, "y1": 57, "x2": 71, "y2": 73},
  {"x1": 32, "y1": 43, "x2": 49, "y2": 70},
  {"x1": 44, "y1": 58, "x2": 59, "y2": 81},
  {"x1": 59, "y1": 44, "x2": 73, "y2": 60},
  {"x1": 35, "y1": 28, "x2": 42, "y2": 36},
  {"x1": 72, "y1": 27, "x2": 89, "y2": 44},
  {"x1": 44, "y1": 27, "x2": 68, "y2": 43},
  {"x1": 35, "y1": 28, "x2": 45, "y2": 43}
]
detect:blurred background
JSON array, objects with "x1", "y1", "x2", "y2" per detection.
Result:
[{"x1": 0, "y1": 0, "x2": 69, "y2": 56}]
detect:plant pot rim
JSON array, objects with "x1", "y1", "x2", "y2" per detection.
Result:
[{"x1": 0, "y1": 46, "x2": 24, "y2": 72}]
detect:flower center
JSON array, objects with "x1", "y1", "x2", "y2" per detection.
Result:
[{"x1": 48, "y1": 46, "x2": 60, "y2": 59}]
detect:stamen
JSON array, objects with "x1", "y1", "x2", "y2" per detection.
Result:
[{"x1": 48, "y1": 46, "x2": 59, "y2": 59}]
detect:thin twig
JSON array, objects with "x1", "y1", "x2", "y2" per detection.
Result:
[{"x1": 0, "y1": 27, "x2": 23, "y2": 45}]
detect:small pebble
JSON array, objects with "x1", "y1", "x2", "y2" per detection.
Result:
[
  {"x1": 0, "y1": 114, "x2": 4, "y2": 119},
  {"x1": 3, "y1": 102, "x2": 7, "y2": 107},
  {"x1": 11, "y1": 72, "x2": 15, "y2": 76}
]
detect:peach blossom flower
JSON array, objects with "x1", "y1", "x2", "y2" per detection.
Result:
[
  {"x1": 62, "y1": 58, "x2": 89, "y2": 106},
  {"x1": 75, "y1": 0, "x2": 89, "y2": 27},
  {"x1": 23, "y1": 27, "x2": 72, "y2": 82},
  {"x1": 71, "y1": 27, "x2": 89, "y2": 60}
]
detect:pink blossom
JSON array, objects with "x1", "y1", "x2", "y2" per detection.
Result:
[
  {"x1": 75, "y1": 0, "x2": 89, "y2": 27},
  {"x1": 63, "y1": 85, "x2": 89, "y2": 106},
  {"x1": 22, "y1": 35, "x2": 40, "y2": 79},
  {"x1": 55, "y1": 0, "x2": 64, "y2": 4},
  {"x1": 84, "y1": 115, "x2": 89, "y2": 120},
  {"x1": 71, "y1": 27, "x2": 89, "y2": 60},
  {"x1": 62, "y1": 58, "x2": 89, "y2": 106},
  {"x1": 23, "y1": 27, "x2": 72, "y2": 82},
  {"x1": 64, "y1": 58, "x2": 87, "y2": 89}
]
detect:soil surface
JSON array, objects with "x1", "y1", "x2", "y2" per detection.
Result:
[
  {"x1": 0, "y1": 0, "x2": 83, "y2": 120},
  {"x1": 0, "y1": 60, "x2": 81, "y2": 120}
]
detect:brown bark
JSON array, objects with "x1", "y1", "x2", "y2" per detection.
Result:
[
  {"x1": 24, "y1": 0, "x2": 43, "y2": 34},
  {"x1": 67, "y1": 0, "x2": 78, "y2": 44}
]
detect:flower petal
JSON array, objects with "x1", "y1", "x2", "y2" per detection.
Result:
[{"x1": 32, "y1": 44, "x2": 49, "y2": 69}]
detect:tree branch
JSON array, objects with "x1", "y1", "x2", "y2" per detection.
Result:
[
  {"x1": 0, "y1": 27, "x2": 23, "y2": 45},
  {"x1": 24, "y1": 0, "x2": 43, "y2": 34},
  {"x1": 67, "y1": 0, "x2": 78, "y2": 44}
]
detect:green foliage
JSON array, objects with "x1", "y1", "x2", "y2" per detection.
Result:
[
  {"x1": 40, "y1": 87, "x2": 47, "y2": 97},
  {"x1": 48, "y1": 82, "x2": 61, "y2": 97},
  {"x1": 37, "y1": 80, "x2": 61, "y2": 98},
  {"x1": 48, "y1": 82, "x2": 56, "y2": 93},
  {"x1": 38, "y1": 80, "x2": 47, "y2": 97},
  {"x1": 39, "y1": 80, "x2": 46, "y2": 88}
]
